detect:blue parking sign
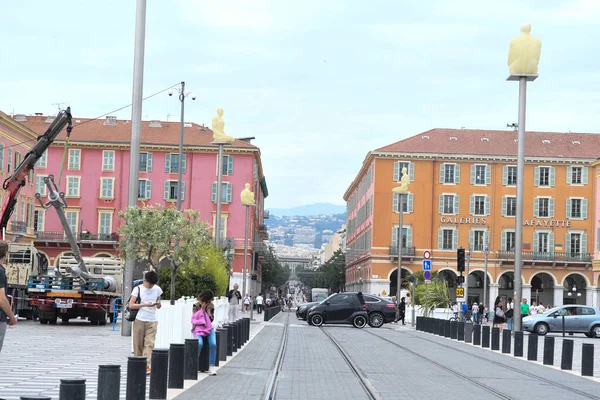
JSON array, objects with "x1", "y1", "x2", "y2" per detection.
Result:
[{"x1": 422, "y1": 259, "x2": 431, "y2": 271}]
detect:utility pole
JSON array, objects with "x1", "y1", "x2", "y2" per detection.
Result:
[
  {"x1": 176, "y1": 81, "x2": 185, "y2": 212},
  {"x1": 123, "y1": 0, "x2": 147, "y2": 337}
]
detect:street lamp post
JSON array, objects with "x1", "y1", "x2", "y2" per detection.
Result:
[
  {"x1": 392, "y1": 166, "x2": 409, "y2": 322},
  {"x1": 241, "y1": 183, "x2": 256, "y2": 318},
  {"x1": 168, "y1": 82, "x2": 195, "y2": 211},
  {"x1": 123, "y1": 0, "x2": 147, "y2": 337},
  {"x1": 483, "y1": 245, "x2": 490, "y2": 317}
]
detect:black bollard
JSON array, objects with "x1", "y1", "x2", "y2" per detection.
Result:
[
  {"x1": 226, "y1": 324, "x2": 235, "y2": 354},
  {"x1": 450, "y1": 321, "x2": 458, "y2": 339},
  {"x1": 514, "y1": 331, "x2": 524, "y2": 357},
  {"x1": 502, "y1": 330, "x2": 511, "y2": 354},
  {"x1": 482, "y1": 325, "x2": 490, "y2": 348},
  {"x1": 473, "y1": 324, "x2": 481, "y2": 346},
  {"x1": 582, "y1": 343, "x2": 594, "y2": 377},
  {"x1": 465, "y1": 323, "x2": 473, "y2": 343},
  {"x1": 416, "y1": 316, "x2": 421, "y2": 331},
  {"x1": 527, "y1": 333, "x2": 538, "y2": 361},
  {"x1": 437, "y1": 319, "x2": 444, "y2": 336},
  {"x1": 21, "y1": 397, "x2": 52, "y2": 400},
  {"x1": 214, "y1": 330, "x2": 221, "y2": 367},
  {"x1": 444, "y1": 320, "x2": 451, "y2": 338},
  {"x1": 168, "y1": 344, "x2": 185, "y2": 389},
  {"x1": 217, "y1": 329, "x2": 228, "y2": 361},
  {"x1": 236, "y1": 321, "x2": 243, "y2": 349},
  {"x1": 243, "y1": 318, "x2": 249, "y2": 343},
  {"x1": 491, "y1": 327, "x2": 500, "y2": 350},
  {"x1": 423, "y1": 317, "x2": 428, "y2": 333},
  {"x1": 184, "y1": 339, "x2": 199, "y2": 380},
  {"x1": 543, "y1": 336, "x2": 555, "y2": 365},
  {"x1": 126, "y1": 357, "x2": 147, "y2": 400},
  {"x1": 245, "y1": 318, "x2": 250, "y2": 342},
  {"x1": 97, "y1": 365, "x2": 120, "y2": 400},
  {"x1": 561, "y1": 339, "x2": 574, "y2": 370},
  {"x1": 457, "y1": 322, "x2": 465, "y2": 341},
  {"x1": 199, "y1": 336, "x2": 210, "y2": 372},
  {"x1": 59, "y1": 379, "x2": 85, "y2": 400},
  {"x1": 149, "y1": 349, "x2": 169, "y2": 400}
]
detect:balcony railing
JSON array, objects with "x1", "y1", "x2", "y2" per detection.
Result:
[
  {"x1": 264, "y1": 210, "x2": 270, "y2": 219},
  {"x1": 258, "y1": 224, "x2": 267, "y2": 231},
  {"x1": 35, "y1": 231, "x2": 119, "y2": 242},
  {"x1": 388, "y1": 246, "x2": 416, "y2": 257},
  {"x1": 10, "y1": 221, "x2": 27, "y2": 234},
  {"x1": 497, "y1": 251, "x2": 592, "y2": 263}
]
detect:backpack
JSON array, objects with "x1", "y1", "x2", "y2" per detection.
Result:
[{"x1": 124, "y1": 286, "x2": 141, "y2": 322}]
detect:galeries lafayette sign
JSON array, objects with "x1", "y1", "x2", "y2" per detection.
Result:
[{"x1": 440, "y1": 216, "x2": 571, "y2": 227}]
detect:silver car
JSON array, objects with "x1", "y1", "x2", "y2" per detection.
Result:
[{"x1": 522, "y1": 305, "x2": 600, "y2": 338}]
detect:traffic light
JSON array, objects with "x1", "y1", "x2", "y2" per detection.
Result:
[{"x1": 457, "y1": 247, "x2": 465, "y2": 272}]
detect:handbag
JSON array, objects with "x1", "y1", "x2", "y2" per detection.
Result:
[{"x1": 124, "y1": 286, "x2": 141, "y2": 322}]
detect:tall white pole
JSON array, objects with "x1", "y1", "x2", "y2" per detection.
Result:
[
  {"x1": 242, "y1": 205, "x2": 249, "y2": 312},
  {"x1": 177, "y1": 81, "x2": 185, "y2": 212},
  {"x1": 123, "y1": 0, "x2": 147, "y2": 337}
]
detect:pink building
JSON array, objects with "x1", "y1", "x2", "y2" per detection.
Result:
[{"x1": 20, "y1": 114, "x2": 269, "y2": 293}]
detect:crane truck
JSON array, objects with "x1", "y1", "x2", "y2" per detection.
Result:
[{"x1": 0, "y1": 108, "x2": 123, "y2": 325}]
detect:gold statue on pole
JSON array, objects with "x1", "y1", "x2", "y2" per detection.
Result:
[
  {"x1": 241, "y1": 183, "x2": 255, "y2": 206},
  {"x1": 392, "y1": 167, "x2": 410, "y2": 194},
  {"x1": 212, "y1": 108, "x2": 235, "y2": 144},
  {"x1": 508, "y1": 24, "x2": 542, "y2": 75}
]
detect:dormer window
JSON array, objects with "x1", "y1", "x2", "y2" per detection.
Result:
[
  {"x1": 421, "y1": 135, "x2": 430, "y2": 139},
  {"x1": 514, "y1": 139, "x2": 518, "y2": 143},
  {"x1": 450, "y1": 137, "x2": 458, "y2": 141},
  {"x1": 481, "y1": 138, "x2": 489, "y2": 142},
  {"x1": 13, "y1": 115, "x2": 27, "y2": 122},
  {"x1": 44, "y1": 116, "x2": 55, "y2": 124},
  {"x1": 149, "y1": 120, "x2": 162, "y2": 128},
  {"x1": 542, "y1": 139, "x2": 551, "y2": 144},
  {"x1": 572, "y1": 140, "x2": 581, "y2": 145},
  {"x1": 104, "y1": 116, "x2": 117, "y2": 126}
]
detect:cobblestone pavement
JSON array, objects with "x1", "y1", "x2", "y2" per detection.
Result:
[{"x1": 0, "y1": 315, "x2": 264, "y2": 400}]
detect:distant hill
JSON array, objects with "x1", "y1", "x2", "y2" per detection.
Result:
[{"x1": 268, "y1": 202, "x2": 346, "y2": 217}]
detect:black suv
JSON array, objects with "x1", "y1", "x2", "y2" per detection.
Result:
[
  {"x1": 362, "y1": 294, "x2": 397, "y2": 328},
  {"x1": 307, "y1": 292, "x2": 369, "y2": 328}
]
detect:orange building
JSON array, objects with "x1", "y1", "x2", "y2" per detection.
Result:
[{"x1": 344, "y1": 128, "x2": 600, "y2": 312}]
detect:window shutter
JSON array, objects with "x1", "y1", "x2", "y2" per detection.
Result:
[
  {"x1": 393, "y1": 193, "x2": 399, "y2": 213},
  {"x1": 501, "y1": 231, "x2": 507, "y2": 251},
  {"x1": 145, "y1": 180, "x2": 152, "y2": 199},
  {"x1": 582, "y1": 234, "x2": 588, "y2": 254},
  {"x1": 454, "y1": 164, "x2": 460, "y2": 183},
  {"x1": 147, "y1": 153, "x2": 153, "y2": 172},
  {"x1": 180, "y1": 181, "x2": 186, "y2": 201},
  {"x1": 502, "y1": 166, "x2": 508, "y2": 185},
  {"x1": 226, "y1": 183, "x2": 233, "y2": 202},
  {"x1": 485, "y1": 165, "x2": 491, "y2": 185},
  {"x1": 549, "y1": 232, "x2": 555, "y2": 253},
  {"x1": 439, "y1": 165, "x2": 445, "y2": 183},
  {"x1": 165, "y1": 155, "x2": 171, "y2": 172},
  {"x1": 454, "y1": 195, "x2": 460, "y2": 215},
  {"x1": 406, "y1": 227, "x2": 413, "y2": 248},
  {"x1": 437, "y1": 229, "x2": 443, "y2": 249},
  {"x1": 392, "y1": 226, "x2": 398, "y2": 248},
  {"x1": 566, "y1": 198, "x2": 572, "y2": 218},
  {"x1": 550, "y1": 167, "x2": 556, "y2": 187},
  {"x1": 566, "y1": 166, "x2": 572, "y2": 184},
  {"x1": 469, "y1": 230, "x2": 474, "y2": 250},
  {"x1": 549, "y1": 198, "x2": 555, "y2": 218},
  {"x1": 470, "y1": 165, "x2": 476, "y2": 184},
  {"x1": 211, "y1": 182, "x2": 217, "y2": 203},
  {"x1": 534, "y1": 166, "x2": 540, "y2": 186},
  {"x1": 469, "y1": 195, "x2": 475, "y2": 215},
  {"x1": 534, "y1": 197, "x2": 539, "y2": 218},
  {"x1": 485, "y1": 196, "x2": 491, "y2": 216},
  {"x1": 228, "y1": 156, "x2": 234, "y2": 175},
  {"x1": 408, "y1": 193, "x2": 414, "y2": 213},
  {"x1": 565, "y1": 233, "x2": 571, "y2": 254},
  {"x1": 181, "y1": 155, "x2": 187, "y2": 173},
  {"x1": 393, "y1": 162, "x2": 400, "y2": 182},
  {"x1": 597, "y1": 227, "x2": 600, "y2": 251},
  {"x1": 452, "y1": 230, "x2": 459, "y2": 250},
  {"x1": 502, "y1": 196, "x2": 507, "y2": 216},
  {"x1": 533, "y1": 232, "x2": 539, "y2": 253},
  {"x1": 409, "y1": 162, "x2": 415, "y2": 182},
  {"x1": 163, "y1": 181, "x2": 170, "y2": 200},
  {"x1": 582, "y1": 199, "x2": 588, "y2": 219},
  {"x1": 438, "y1": 194, "x2": 444, "y2": 214},
  {"x1": 583, "y1": 167, "x2": 589, "y2": 184}
]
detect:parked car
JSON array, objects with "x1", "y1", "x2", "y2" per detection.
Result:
[
  {"x1": 307, "y1": 292, "x2": 368, "y2": 328},
  {"x1": 296, "y1": 301, "x2": 319, "y2": 320},
  {"x1": 522, "y1": 305, "x2": 600, "y2": 337},
  {"x1": 363, "y1": 294, "x2": 397, "y2": 328}
]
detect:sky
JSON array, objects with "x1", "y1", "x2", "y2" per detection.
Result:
[{"x1": 1, "y1": 1, "x2": 600, "y2": 209}]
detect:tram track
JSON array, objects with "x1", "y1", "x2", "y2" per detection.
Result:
[{"x1": 262, "y1": 312, "x2": 290, "y2": 400}]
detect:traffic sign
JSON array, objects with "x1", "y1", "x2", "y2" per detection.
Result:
[
  {"x1": 422, "y1": 259, "x2": 432, "y2": 271},
  {"x1": 423, "y1": 250, "x2": 431, "y2": 259},
  {"x1": 456, "y1": 287, "x2": 464, "y2": 297},
  {"x1": 425, "y1": 280, "x2": 431, "y2": 284},
  {"x1": 424, "y1": 270, "x2": 432, "y2": 280}
]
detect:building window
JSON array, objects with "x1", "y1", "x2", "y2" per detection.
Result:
[
  {"x1": 534, "y1": 197, "x2": 554, "y2": 218},
  {"x1": 535, "y1": 232, "x2": 552, "y2": 253},
  {"x1": 7, "y1": 148, "x2": 12, "y2": 173},
  {"x1": 100, "y1": 178, "x2": 114, "y2": 199},
  {"x1": 66, "y1": 211, "x2": 78, "y2": 235},
  {"x1": 165, "y1": 153, "x2": 187, "y2": 173},
  {"x1": 98, "y1": 213, "x2": 112, "y2": 235},
  {"x1": 471, "y1": 164, "x2": 489, "y2": 185},
  {"x1": 502, "y1": 231, "x2": 516, "y2": 252},
  {"x1": 571, "y1": 199, "x2": 582, "y2": 219},
  {"x1": 27, "y1": 203, "x2": 33, "y2": 227},
  {"x1": 68, "y1": 149, "x2": 81, "y2": 170},
  {"x1": 439, "y1": 194, "x2": 459, "y2": 215},
  {"x1": 102, "y1": 150, "x2": 115, "y2": 171},
  {"x1": 140, "y1": 152, "x2": 153, "y2": 172},
  {"x1": 394, "y1": 161, "x2": 415, "y2": 182},
  {"x1": 503, "y1": 196, "x2": 517, "y2": 217},
  {"x1": 15, "y1": 152, "x2": 21, "y2": 169},
  {"x1": 567, "y1": 166, "x2": 588, "y2": 185},
  {"x1": 567, "y1": 198, "x2": 587, "y2": 219},
  {"x1": 441, "y1": 163, "x2": 460, "y2": 184},
  {"x1": 504, "y1": 166, "x2": 517, "y2": 186},
  {"x1": 566, "y1": 233, "x2": 586, "y2": 256},
  {"x1": 535, "y1": 166, "x2": 554, "y2": 187},
  {"x1": 393, "y1": 193, "x2": 414, "y2": 213},
  {"x1": 570, "y1": 233, "x2": 581, "y2": 255},
  {"x1": 36, "y1": 176, "x2": 47, "y2": 196},
  {"x1": 138, "y1": 180, "x2": 152, "y2": 199},
  {"x1": 66, "y1": 177, "x2": 80, "y2": 197},
  {"x1": 472, "y1": 195, "x2": 486, "y2": 216},
  {"x1": 392, "y1": 226, "x2": 412, "y2": 249},
  {"x1": 37, "y1": 149, "x2": 47, "y2": 168},
  {"x1": 211, "y1": 182, "x2": 232, "y2": 203},
  {"x1": 212, "y1": 215, "x2": 227, "y2": 240},
  {"x1": 441, "y1": 229, "x2": 455, "y2": 250},
  {"x1": 34, "y1": 209, "x2": 44, "y2": 232},
  {"x1": 221, "y1": 155, "x2": 234, "y2": 176},
  {"x1": 472, "y1": 230, "x2": 486, "y2": 251},
  {"x1": 163, "y1": 181, "x2": 185, "y2": 201}
]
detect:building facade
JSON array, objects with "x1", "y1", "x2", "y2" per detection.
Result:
[
  {"x1": 344, "y1": 128, "x2": 600, "y2": 312},
  {"x1": 318, "y1": 225, "x2": 347, "y2": 264},
  {"x1": 18, "y1": 114, "x2": 269, "y2": 293}
]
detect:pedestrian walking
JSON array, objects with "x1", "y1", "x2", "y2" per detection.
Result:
[
  {"x1": 0, "y1": 241, "x2": 17, "y2": 353},
  {"x1": 399, "y1": 297, "x2": 406, "y2": 325},
  {"x1": 505, "y1": 298, "x2": 514, "y2": 331},
  {"x1": 256, "y1": 293, "x2": 264, "y2": 314},
  {"x1": 130, "y1": 270, "x2": 163, "y2": 374},
  {"x1": 471, "y1": 302, "x2": 479, "y2": 325},
  {"x1": 478, "y1": 302, "x2": 485, "y2": 324},
  {"x1": 520, "y1": 298, "x2": 530, "y2": 320},
  {"x1": 227, "y1": 283, "x2": 242, "y2": 322},
  {"x1": 192, "y1": 289, "x2": 218, "y2": 376},
  {"x1": 493, "y1": 296, "x2": 505, "y2": 333},
  {"x1": 243, "y1": 294, "x2": 250, "y2": 312}
]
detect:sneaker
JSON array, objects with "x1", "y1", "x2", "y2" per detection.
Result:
[
  {"x1": 146, "y1": 366, "x2": 151, "y2": 375},
  {"x1": 208, "y1": 366, "x2": 217, "y2": 376}
]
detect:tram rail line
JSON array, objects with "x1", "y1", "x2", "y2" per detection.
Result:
[{"x1": 262, "y1": 312, "x2": 290, "y2": 400}]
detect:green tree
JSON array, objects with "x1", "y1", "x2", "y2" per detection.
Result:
[
  {"x1": 403, "y1": 271, "x2": 451, "y2": 316},
  {"x1": 260, "y1": 245, "x2": 290, "y2": 293},
  {"x1": 320, "y1": 250, "x2": 345, "y2": 293}
]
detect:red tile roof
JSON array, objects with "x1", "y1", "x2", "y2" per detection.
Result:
[
  {"x1": 376, "y1": 128, "x2": 600, "y2": 159},
  {"x1": 17, "y1": 115, "x2": 256, "y2": 149}
]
